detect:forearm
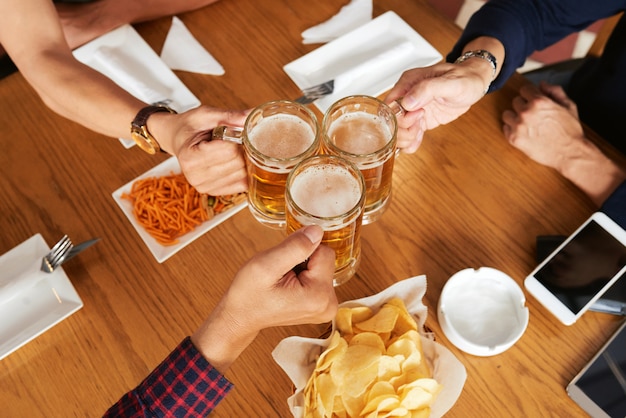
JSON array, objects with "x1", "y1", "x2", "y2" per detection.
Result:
[
  {"x1": 453, "y1": 36, "x2": 505, "y2": 93},
  {"x1": 560, "y1": 139, "x2": 626, "y2": 206},
  {"x1": 104, "y1": 337, "x2": 233, "y2": 417},
  {"x1": 118, "y1": 0, "x2": 222, "y2": 24},
  {"x1": 22, "y1": 51, "x2": 144, "y2": 139},
  {"x1": 447, "y1": 0, "x2": 621, "y2": 90},
  {"x1": 191, "y1": 301, "x2": 259, "y2": 374}
]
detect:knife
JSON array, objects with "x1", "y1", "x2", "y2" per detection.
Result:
[{"x1": 63, "y1": 238, "x2": 101, "y2": 263}]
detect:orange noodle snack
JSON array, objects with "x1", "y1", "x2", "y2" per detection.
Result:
[{"x1": 122, "y1": 172, "x2": 246, "y2": 246}]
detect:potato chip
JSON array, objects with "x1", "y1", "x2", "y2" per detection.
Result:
[
  {"x1": 303, "y1": 298, "x2": 442, "y2": 417},
  {"x1": 336, "y1": 306, "x2": 374, "y2": 335},
  {"x1": 316, "y1": 331, "x2": 348, "y2": 372},
  {"x1": 355, "y1": 304, "x2": 400, "y2": 334},
  {"x1": 350, "y1": 332, "x2": 386, "y2": 352},
  {"x1": 377, "y1": 355, "x2": 402, "y2": 381},
  {"x1": 385, "y1": 298, "x2": 418, "y2": 335}
]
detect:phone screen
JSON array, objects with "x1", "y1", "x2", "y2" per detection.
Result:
[
  {"x1": 568, "y1": 321, "x2": 626, "y2": 417},
  {"x1": 534, "y1": 220, "x2": 626, "y2": 315}
]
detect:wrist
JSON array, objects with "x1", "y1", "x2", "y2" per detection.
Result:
[
  {"x1": 191, "y1": 303, "x2": 259, "y2": 374},
  {"x1": 129, "y1": 105, "x2": 177, "y2": 155},
  {"x1": 145, "y1": 109, "x2": 178, "y2": 154},
  {"x1": 455, "y1": 49, "x2": 497, "y2": 94},
  {"x1": 560, "y1": 138, "x2": 626, "y2": 206}
]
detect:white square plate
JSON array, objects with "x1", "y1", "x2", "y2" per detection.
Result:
[
  {"x1": 284, "y1": 11, "x2": 443, "y2": 113},
  {"x1": 112, "y1": 157, "x2": 248, "y2": 263},
  {"x1": 0, "y1": 234, "x2": 83, "y2": 361},
  {"x1": 73, "y1": 24, "x2": 201, "y2": 148}
]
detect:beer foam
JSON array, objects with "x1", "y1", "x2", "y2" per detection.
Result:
[
  {"x1": 328, "y1": 112, "x2": 391, "y2": 154},
  {"x1": 248, "y1": 114, "x2": 315, "y2": 159},
  {"x1": 290, "y1": 165, "x2": 361, "y2": 218}
]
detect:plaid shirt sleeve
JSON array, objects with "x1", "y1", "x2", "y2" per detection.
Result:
[{"x1": 103, "y1": 336, "x2": 233, "y2": 417}]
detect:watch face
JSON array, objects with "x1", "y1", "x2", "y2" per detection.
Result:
[
  {"x1": 131, "y1": 128, "x2": 158, "y2": 154},
  {"x1": 130, "y1": 105, "x2": 175, "y2": 154}
]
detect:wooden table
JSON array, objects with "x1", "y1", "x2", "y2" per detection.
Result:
[{"x1": 1, "y1": 0, "x2": 623, "y2": 416}]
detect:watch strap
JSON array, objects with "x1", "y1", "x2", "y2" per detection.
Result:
[
  {"x1": 131, "y1": 105, "x2": 176, "y2": 129},
  {"x1": 131, "y1": 105, "x2": 177, "y2": 154}
]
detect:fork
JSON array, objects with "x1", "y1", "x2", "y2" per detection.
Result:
[
  {"x1": 41, "y1": 235, "x2": 74, "y2": 273},
  {"x1": 295, "y1": 80, "x2": 335, "y2": 104},
  {"x1": 294, "y1": 41, "x2": 415, "y2": 104}
]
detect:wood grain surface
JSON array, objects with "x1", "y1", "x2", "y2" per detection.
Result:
[{"x1": 0, "y1": 0, "x2": 623, "y2": 417}]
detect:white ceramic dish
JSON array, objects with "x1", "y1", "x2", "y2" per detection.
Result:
[
  {"x1": 73, "y1": 24, "x2": 201, "y2": 148},
  {"x1": 112, "y1": 157, "x2": 248, "y2": 263},
  {"x1": 437, "y1": 267, "x2": 529, "y2": 357},
  {"x1": 0, "y1": 234, "x2": 83, "y2": 361},
  {"x1": 283, "y1": 11, "x2": 443, "y2": 113}
]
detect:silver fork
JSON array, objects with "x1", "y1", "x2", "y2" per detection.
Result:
[
  {"x1": 41, "y1": 235, "x2": 74, "y2": 273},
  {"x1": 295, "y1": 80, "x2": 334, "y2": 104},
  {"x1": 293, "y1": 42, "x2": 415, "y2": 105}
]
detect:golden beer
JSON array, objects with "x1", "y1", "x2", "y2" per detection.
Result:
[
  {"x1": 286, "y1": 155, "x2": 365, "y2": 286},
  {"x1": 322, "y1": 95, "x2": 397, "y2": 224},
  {"x1": 243, "y1": 101, "x2": 320, "y2": 229}
]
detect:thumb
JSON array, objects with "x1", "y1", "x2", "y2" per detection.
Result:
[
  {"x1": 257, "y1": 225, "x2": 324, "y2": 276},
  {"x1": 220, "y1": 109, "x2": 249, "y2": 127}
]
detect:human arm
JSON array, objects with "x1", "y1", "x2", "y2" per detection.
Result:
[
  {"x1": 191, "y1": 224, "x2": 337, "y2": 371},
  {"x1": 104, "y1": 225, "x2": 337, "y2": 416},
  {"x1": 56, "y1": 0, "x2": 222, "y2": 49},
  {"x1": 502, "y1": 82, "x2": 626, "y2": 208},
  {"x1": 0, "y1": 0, "x2": 248, "y2": 195},
  {"x1": 386, "y1": 36, "x2": 505, "y2": 153},
  {"x1": 448, "y1": 0, "x2": 624, "y2": 91},
  {"x1": 385, "y1": 0, "x2": 624, "y2": 153}
]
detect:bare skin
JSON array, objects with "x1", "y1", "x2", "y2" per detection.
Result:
[
  {"x1": 385, "y1": 34, "x2": 624, "y2": 207},
  {"x1": 0, "y1": 0, "x2": 249, "y2": 196},
  {"x1": 191, "y1": 225, "x2": 338, "y2": 372},
  {"x1": 386, "y1": 36, "x2": 505, "y2": 153},
  {"x1": 502, "y1": 82, "x2": 626, "y2": 206}
]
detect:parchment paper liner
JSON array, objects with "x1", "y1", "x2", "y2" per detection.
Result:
[{"x1": 272, "y1": 275, "x2": 467, "y2": 417}]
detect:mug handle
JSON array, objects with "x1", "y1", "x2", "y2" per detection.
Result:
[
  {"x1": 387, "y1": 99, "x2": 406, "y2": 157},
  {"x1": 211, "y1": 125, "x2": 244, "y2": 144},
  {"x1": 388, "y1": 99, "x2": 407, "y2": 117}
]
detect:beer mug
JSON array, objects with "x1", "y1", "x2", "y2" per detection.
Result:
[
  {"x1": 285, "y1": 154, "x2": 366, "y2": 286},
  {"x1": 322, "y1": 95, "x2": 398, "y2": 224},
  {"x1": 214, "y1": 100, "x2": 320, "y2": 229}
]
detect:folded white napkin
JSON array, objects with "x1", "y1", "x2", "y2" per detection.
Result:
[
  {"x1": 272, "y1": 276, "x2": 467, "y2": 418},
  {"x1": 328, "y1": 40, "x2": 415, "y2": 94},
  {"x1": 93, "y1": 46, "x2": 171, "y2": 105},
  {"x1": 0, "y1": 238, "x2": 48, "y2": 305},
  {"x1": 301, "y1": 0, "x2": 373, "y2": 44},
  {"x1": 160, "y1": 16, "x2": 225, "y2": 75}
]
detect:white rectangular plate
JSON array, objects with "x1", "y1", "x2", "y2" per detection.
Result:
[
  {"x1": 284, "y1": 11, "x2": 443, "y2": 113},
  {"x1": 0, "y1": 234, "x2": 83, "y2": 361},
  {"x1": 73, "y1": 24, "x2": 201, "y2": 148},
  {"x1": 112, "y1": 157, "x2": 248, "y2": 263}
]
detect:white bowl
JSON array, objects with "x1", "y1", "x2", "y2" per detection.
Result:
[{"x1": 437, "y1": 267, "x2": 529, "y2": 356}]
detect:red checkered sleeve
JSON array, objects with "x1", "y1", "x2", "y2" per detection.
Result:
[{"x1": 103, "y1": 336, "x2": 233, "y2": 417}]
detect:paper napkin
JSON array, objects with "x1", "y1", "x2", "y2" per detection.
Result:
[
  {"x1": 160, "y1": 16, "x2": 225, "y2": 75},
  {"x1": 93, "y1": 46, "x2": 172, "y2": 105},
  {"x1": 301, "y1": 0, "x2": 372, "y2": 44},
  {"x1": 0, "y1": 236, "x2": 52, "y2": 306},
  {"x1": 272, "y1": 276, "x2": 467, "y2": 418}
]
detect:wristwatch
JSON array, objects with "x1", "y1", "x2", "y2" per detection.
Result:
[
  {"x1": 130, "y1": 105, "x2": 177, "y2": 154},
  {"x1": 455, "y1": 49, "x2": 497, "y2": 94}
]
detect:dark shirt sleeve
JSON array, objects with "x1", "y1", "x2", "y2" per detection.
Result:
[
  {"x1": 103, "y1": 337, "x2": 233, "y2": 417},
  {"x1": 601, "y1": 180, "x2": 626, "y2": 229},
  {"x1": 445, "y1": 0, "x2": 626, "y2": 92}
]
